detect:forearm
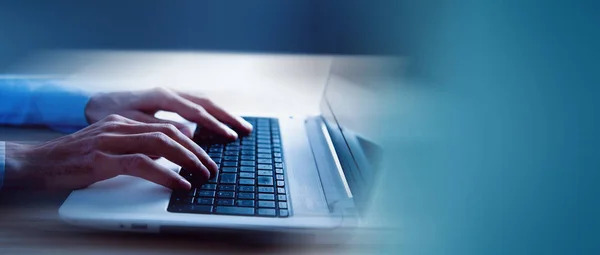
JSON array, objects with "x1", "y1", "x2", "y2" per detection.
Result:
[{"x1": 3, "y1": 142, "x2": 38, "y2": 190}]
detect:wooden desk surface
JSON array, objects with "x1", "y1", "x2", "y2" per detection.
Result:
[{"x1": 0, "y1": 51, "x2": 371, "y2": 254}]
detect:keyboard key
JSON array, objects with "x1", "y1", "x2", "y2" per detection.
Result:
[
  {"x1": 239, "y1": 178, "x2": 255, "y2": 185},
  {"x1": 223, "y1": 161, "x2": 238, "y2": 167},
  {"x1": 274, "y1": 153, "x2": 282, "y2": 157},
  {"x1": 213, "y1": 158, "x2": 222, "y2": 164},
  {"x1": 218, "y1": 191, "x2": 235, "y2": 198},
  {"x1": 238, "y1": 192, "x2": 255, "y2": 199},
  {"x1": 275, "y1": 168, "x2": 283, "y2": 174},
  {"x1": 276, "y1": 174, "x2": 284, "y2": 180},
  {"x1": 209, "y1": 147, "x2": 222, "y2": 153},
  {"x1": 277, "y1": 181, "x2": 285, "y2": 187},
  {"x1": 240, "y1": 145, "x2": 255, "y2": 150},
  {"x1": 241, "y1": 155, "x2": 254, "y2": 160},
  {"x1": 240, "y1": 160, "x2": 255, "y2": 166},
  {"x1": 240, "y1": 166, "x2": 256, "y2": 172},
  {"x1": 222, "y1": 167, "x2": 237, "y2": 173},
  {"x1": 277, "y1": 188, "x2": 286, "y2": 194},
  {"x1": 208, "y1": 152, "x2": 221, "y2": 158},
  {"x1": 279, "y1": 209, "x2": 289, "y2": 217},
  {"x1": 169, "y1": 204, "x2": 213, "y2": 213},
  {"x1": 257, "y1": 148, "x2": 271, "y2": 153},
  {"x1": 201, "y1": 184, "x2": 217, "y2": 190},
  {"x1": 273, "y1": 144, "x2": 281, "y2": 148},
  {"x1": 275, "y1": 163, "x2": 283, "y2": 168},
  {"x1": 274, "y1": 158, "x2": 283, "y2": 163},
  {"x1": 258, "y1": 201, "x2": 276, "y2": 208},
  {"x1": 240, "y1": 172, "x2": 255, "y2": 179},
  {"x1": 257, "y1": 153, "x2": 272, "y2": 158},
  {"x1": 216, "y1": 199, "x2": 234, "y2": 206},
  {"x1": 239, "y1": 185, "x2": 255, "y2": 192},
  {"x1": 224, "y1": 151, "x2": 239, "y2": 156},
  {"x1": 220, "y1": 173, "x2": 237, "y2": 184},
  {"x1": 207, "y1": 175, "x2": 218, "y2": 183},
  {"x1": 223, "y1": 156, "x2": 238, "y2": 161},
  {"x1": 241, "y1": 150, "x2": 255, "y2": 155},
  {"x1": 278, "y1": 202, "x2": 288, "y2": 209},
  {"x1": 257, "y1": 139, "x2": 270, "y2": 144},
  {"x1": 258, "y1": 164, "x2": 273, "y2": 170},
  {"x1": 197, "y1": 191, "x2": 216, "y2": 197},
  {"x1": 258, "y1": 193, "x2": 275, "y2": 200},
  {"x1": 257, "y1": 144, "x2": 271, "y2": 149},
  {"x1": 225, "y1": 145, "x2": 239, "y2": 151},
  {"x1": 237, "y1": 200, "x2": 255, "y2": 207},
  {"x1": 258, "y1": 187, "x2": 274, "y2": 193},
  {"x1": 257, "y1": 208, "x2": 277, "y2": 216},
  {"x1": 196, "y1": 198, "x2": 214, "y2": 205},
  {"x1": 273, "y1": 148, "x2": 281, "y2": 152},
  {"x1": 278, "y1": 194, "x2": 287, "y2": 201},
  {"x1": 216, "y1": 206, "x2": 255, "y2": 216},
  {"x1": 257, "y1": 158, "x2": 272, "y2": 164},
  {"x1": 218, "y1": 185, "x2": 236, "y2": 191},
  {"x1": 258, "y1": 176, "x2": 274, "y2": 186},
  {"x1": 171, "y1": 197, "x2": 193, "y2": 204},
  {"x1": 258, "y1": 170, "x2": 273, "y2": 176}
]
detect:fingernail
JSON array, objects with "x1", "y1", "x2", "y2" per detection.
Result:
[
  {"x1": 179, "y1": 178, "x2": 192, "y2": 190},
  {"x1": 228, "y1": 129, "x2": 238, "y2": 139},
  {"x1": 199, "y1": 163, "x2": 212, "y2": 179},
  {"x1": 242, "y1": 120, "x2": 253, "y2": 130}
]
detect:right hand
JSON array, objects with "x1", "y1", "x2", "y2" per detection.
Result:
[{"x1": 4, "y1": 114, "x2": 217, "y2": 190}]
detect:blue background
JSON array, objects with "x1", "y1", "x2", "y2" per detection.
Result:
[{"x1": 1, "y1": 1, "x2": 599, "y2": 254}]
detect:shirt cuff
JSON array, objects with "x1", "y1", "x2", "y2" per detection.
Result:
[
  {"x1": 0, "y1": 142, "x2": 5, "y2": 191},
  {"x1": 33, "y1": 84, "x2": 92, "y2": 133}
]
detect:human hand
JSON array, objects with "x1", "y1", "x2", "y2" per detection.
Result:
[
  {"x1": 4, "y1": 114, "x2": 217, "y2": 190},
  {"x1": 84, "y1": 87, "x2": 253, "y2": 140}
]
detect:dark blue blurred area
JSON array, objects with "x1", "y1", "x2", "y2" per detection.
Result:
[
  {"x1": 0, "y1": 0, "x2": 406, "y2": 69},
  {"x1": 2, "y1": 1, "x2": 599, "y2": 254}
]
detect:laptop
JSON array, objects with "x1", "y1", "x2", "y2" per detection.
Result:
[{"x1": 59, "y1": 57, "x2": 389, "y2": 234}]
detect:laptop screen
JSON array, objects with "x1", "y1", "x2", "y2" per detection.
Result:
[{"x1": 320, "y1": 56, "x2": 398, "y2": 213}]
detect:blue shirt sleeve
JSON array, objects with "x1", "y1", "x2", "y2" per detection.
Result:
[
  {"x1": 0, "y1": 78, "x2": 91, "y2": 133},
  {"x1": 0, "y1": 142, "x2": 5, "y2": 190}
]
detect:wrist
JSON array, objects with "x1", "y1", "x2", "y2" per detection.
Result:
[
  {"x1": 4, "y1": 142, "x2": 36, "y2": 190},
  {"x1": 84, "y1": 94, "x2": 97, "y2": 124}
]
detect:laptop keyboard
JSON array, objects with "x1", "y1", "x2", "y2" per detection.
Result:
[{"x1": 167, "y1": 117, "x2": 289, "y2": 217}]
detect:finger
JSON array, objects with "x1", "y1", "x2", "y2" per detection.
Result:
[
  {"x1": 106, "y1": 153, "x2": 191, "y2": 190},
  {"x1": 100, "y1": 122, "x2": 218, "y2": 178},
  {"x1": 125, "y1": 111, "x2": 193, "y2": 138},
  {"x1": 100, "y1": 114, "x2": 140, "y2": 124},
  {"x1": 95, "y1": 132, "x2": 211, "y2": 181},
  {"x1": 79, "y1": 114, "x2": 139, "y2": 136},
  {"x1": 177, "y1": 92, "x2": 253, "y2": 135},
  {"x1": 146, "y1": 88, "x2": 238, "y2": 140}
]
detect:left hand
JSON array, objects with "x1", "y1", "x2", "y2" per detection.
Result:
[{"x1": 84, "y1": 87, "x2": 253, "y2": 140}]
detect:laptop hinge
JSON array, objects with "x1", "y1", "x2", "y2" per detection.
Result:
[{"x1": 305, "y1": 116, "x2": 356, "y2": 213}]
